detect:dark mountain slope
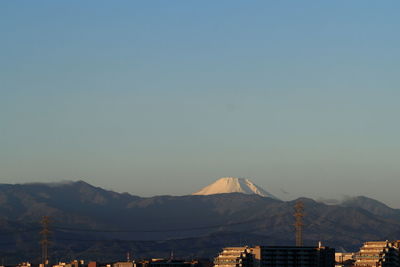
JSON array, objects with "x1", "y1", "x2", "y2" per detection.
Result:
[
  {"x1": 341, "y1": 196, "x2": 400, "y2": 220},
  {"x1": 1, "y1": 181, "x2": 400, "y2": 263}
]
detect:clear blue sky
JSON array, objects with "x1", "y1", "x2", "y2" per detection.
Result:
[{"x1": 1, "y1": 1, "x2": 400, "y2": 207}]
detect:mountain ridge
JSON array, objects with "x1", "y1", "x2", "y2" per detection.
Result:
[{"x1": 1, "y1": 181, "x2": 400, "y2": 263}]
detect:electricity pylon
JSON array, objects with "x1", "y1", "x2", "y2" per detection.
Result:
[
  {"x1": 294, "y1": 200, "x2": 304, "y2": 246},
  {"x1": 40, "y1": 216, "x2": 51, "y2": 266}
]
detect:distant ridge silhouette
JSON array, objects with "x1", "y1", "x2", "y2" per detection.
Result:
[{"x1": 0, "y1": 181, "x2": 400, "y2": 262}]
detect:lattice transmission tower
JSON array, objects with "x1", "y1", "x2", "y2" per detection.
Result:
[
  {"x1": 40, "y1": 216, "x2": 51, "y2": 266},
  {"x1": 294, "y1": 200, "x2": 304, "y2": 247}
]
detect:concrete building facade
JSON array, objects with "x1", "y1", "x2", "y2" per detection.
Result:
[
  {"x1": 214, "y1": 246, "x2": 335, "y2": 267},
  {"x1": 214, "y1": 247, "x2": 254, "y2": 267},
  {"x1": 355, "y1": 241, "x2": 400, "y2": 267},
  {"x1": 251, "y1": 246, "x2": 335, "y2": 267}
]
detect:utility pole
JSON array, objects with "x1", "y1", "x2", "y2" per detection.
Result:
[
  {"x1": 40, "y1": 216, "x2": 51, "y2": 267},
  {"x1": 294, "y1": 200, "x2": 304, "y2": 247}
]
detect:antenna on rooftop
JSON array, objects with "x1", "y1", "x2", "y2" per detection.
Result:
[{"x1": 294, "y1": 200, "x2": 304, "y2": 247}]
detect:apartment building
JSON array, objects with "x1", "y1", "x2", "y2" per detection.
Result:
[
  {"x1": 251, "y1": 246, "x2": 335, "y2": 267},
  {"x1": 214, "y1": 245, "x2": 334, "y2": 267},
  {"x1": 214, "y1": 247, "x2": 254, "y2": 267},
  {"x1": 355, "y1": 241, "x2": 399, "y2": 267}
]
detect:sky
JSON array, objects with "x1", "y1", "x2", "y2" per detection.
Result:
[{"x1": 1, "y1": 1, "x2": 400, "y2": 207}]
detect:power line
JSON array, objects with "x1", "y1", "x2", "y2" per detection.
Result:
[
  {"x1": 0, "y1": 227, "x2": 268, "y2": 247},
  {"x1": 53, "y1": 218, "x2": 265, "y2": 233},
  {"x1": 0, "y1": 218, "x2": 272, "y2": 249},
  {"x1": 0, "y1": 216, "x2": 269, "y2": 236},
  {"x1": 0, "y1": 228, "x2": 40, "y2": 235},
  {"x1": 0, "y1": 217, "x2": 271, "y2": 250},
  {"x1": 0, "y1": 239, "x2": 39, "y2": 246},
  {"x1": 53, "y1": 228, "x2": 270, "y2": 244}
]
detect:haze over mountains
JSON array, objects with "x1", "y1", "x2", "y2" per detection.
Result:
[{"x1": 1, "y1": 179, "x2": 400, "y2": 263}]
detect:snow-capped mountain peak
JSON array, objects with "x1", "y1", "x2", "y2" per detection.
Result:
[{"x1": 193, "y1": 177, "x2": 278, "y2": 199}]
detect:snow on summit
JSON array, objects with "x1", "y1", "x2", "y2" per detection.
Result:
[{"x1": 193, "y1": 177, "x2": 278, "y2": 199}]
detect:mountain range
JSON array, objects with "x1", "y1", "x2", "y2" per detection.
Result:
[{"x1": 0, "y1": 180, "x2": 400, "y2": 264}]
